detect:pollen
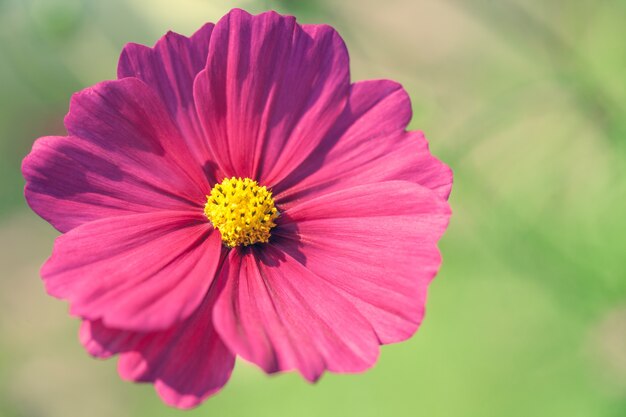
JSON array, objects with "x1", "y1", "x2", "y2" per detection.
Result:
[{"x1": 204, "y1": 177, "x2": 279, "y2": 248}]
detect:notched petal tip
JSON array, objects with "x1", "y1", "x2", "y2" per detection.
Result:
[
  {"x1": 118, "y1": 21, "x2": 215, "y2": 80},
  {"x1": 155, "y1": 379, "x2": 227, "y2": 410},
  {"x1": 412, "y1": 130, "x2": 454, "y2": 201}
]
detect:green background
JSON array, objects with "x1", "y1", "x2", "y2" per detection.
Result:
[{"x1": 1, "y1": 0, "x2": 625, "y2": 416}]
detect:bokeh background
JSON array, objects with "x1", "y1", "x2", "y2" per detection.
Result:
[{"x1": 1, "y1": 0, "x2": 625, "y2": 416}]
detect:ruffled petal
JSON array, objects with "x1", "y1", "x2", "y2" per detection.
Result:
[
  {"x1": 24, "y1": 77, "x2": 212, "y2": 233},
  {"x1": 194, "y1": 9, "x2": 350, "y2": 185},
  {"x1": 80, "y1": 289, "x2": 234, "y2": 409},
  {"x1": 273, "y1": 80, "x2": 453, "y2": 207},
  {"x1": 213, "y1": 247, "x2": 379, "y2": 382},
  {"x1": 273, "y1": 181, "x2": 451, "y2": 344},
  {"x1": 42, "y1": 211, "x2": 223, "y2": 331},
  {"x1": 118, "y1": 23, "x2": 217, "y2": 169}
]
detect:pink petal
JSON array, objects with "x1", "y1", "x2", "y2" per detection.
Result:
[
  {"x1": 23, "y1": 137, "x2": 197, "y2": 234},
  {"x1": 118, "y1": 23, "x2": 218, "y2": 170},
  {"x1": 80, "y1": 290, "x2": 234, "y2": 409},
  {"x1": 213, "y1": 247, "x2": 379, "y2": 382},
  {"x1": 24, "y1": 78, "x2": 211, "y2": 233},
  {"x1": 273, "y1": 80, "x2": 453, "y2": 207},
  {"x1": 193, "y1": 9, "x2": 350, "y2": 185},
  {"x1": 273, "y1": 181, "x2": 451, "y2": 344},
  {"x1": 43, "y1": 211, "x2": 223, "y2": 331}
]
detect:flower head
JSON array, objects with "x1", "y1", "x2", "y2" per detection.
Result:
[{"x1": 22, "y1": 9, "x2": 452, "y2": 409}]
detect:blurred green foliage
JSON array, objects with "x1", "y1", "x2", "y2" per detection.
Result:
[{"x1": 1, "y1": 0, "x2": 625, "y2": 416}]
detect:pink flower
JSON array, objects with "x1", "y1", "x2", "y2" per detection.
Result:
[{"x1": 22, "y1": 9, "x2": 452, "y2": 409}]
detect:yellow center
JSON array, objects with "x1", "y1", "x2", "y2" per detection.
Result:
[{"x1": 204, "y1": 177, "x2": 278, "y2": 248}]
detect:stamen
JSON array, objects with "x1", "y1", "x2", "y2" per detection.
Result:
[{"x1": 204, "y1": 177, "x2": 278, "y2": 247}]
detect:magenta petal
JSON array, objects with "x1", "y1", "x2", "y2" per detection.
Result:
[
  {"x1": 118, "y1": 23, "x2": 217, "y2": 171},
  {"x1": 273, "y1": 181, "x2": 451, "y2": 344},
  {"x1": 274, "y1": 80, "x2": 453, "y2": 206},
  {"x1": 80, "y1": 292, "x2": 235, "y2": 409},
  {"x1": 43, "y1": 211, "x2": 223, "y2": 331},
  {"x1": 194, "y1": 9, "x2": 350, "y2": 184},
  {"x1": 213, "y1": 247, "x2": 379, "y2": 382},
  {"x1": 24, "y1": 77, "x2": 211, "y2": 233},
  {"x1": 23, "y1": 135, "x2": 200, "y2": 233},
  {"x1": 65, "y1": 78, "x2": 210, "y2": 196}
]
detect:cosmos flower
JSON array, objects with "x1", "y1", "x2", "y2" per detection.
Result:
[{"x1": 22, "y1": 8, "x2": 452, "y2": 409}]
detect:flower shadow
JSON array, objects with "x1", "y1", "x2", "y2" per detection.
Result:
[{"x1": 257, "y1": 211, "x2": 307, "y2": 268}]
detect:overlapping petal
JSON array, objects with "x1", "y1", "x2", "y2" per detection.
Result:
[
  {"x1": 118, "y1": 23, "x2": 217, "y2": 168},
  {"x1": 81, "y1": 288, "x2": 234, "y2": 409},
  {"x1": 23, "y1": 78, "x2": 210, "y2": 232},
  {"x1": 272, "y1": 181, "x2": 451, "y2": 344},
  {"x1": 42, "y1": 211, "x2": 223, "y2": 331},
  {"x1": 274, "y1": 80, "x2": 452, "y2": 207},
  {"x1": 213, "y1": 247, "x2": 379, "y2": 381},
  {"x1": 194, "y1": 9, "x2": 350, "y2": 184}
]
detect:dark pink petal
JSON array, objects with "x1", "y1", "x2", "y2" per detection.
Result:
[
  {"x1": 24, "y1": 78, "x2": 211, "y2": 233},
  {"x1": 273, "y1": 181, "x2": 451, "y2": 344},
  {"x1": 23, "y1": 136, "x2": 197, "y2": 233},
  {"x1": 194, "y1": 9, "x2": 350, "y2": 185},
  {"x1": 43, "y1": 211, "x2": 223, "y2": 331},
  {"x1": 65, "y1": 77, "x2": 211, "y2": 193},
  {"x1": 80, "y1": 290, "x2": 235, "y2": 409},
  {"x1": 213, "y1": 247, "x2": 379, "y2": 382},
  {"x1": 118, "y1": 24, "x2": 217, "y2": 169},
  {"x1": 274, "y1": 80, "x2": 453, "y2": 207}
]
